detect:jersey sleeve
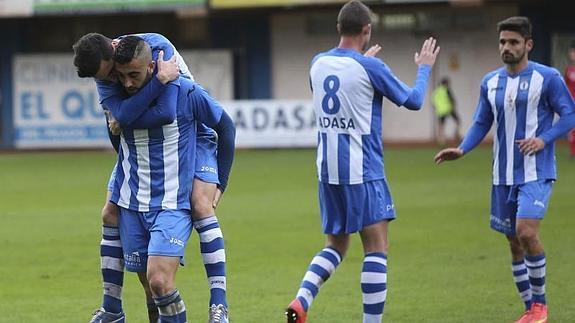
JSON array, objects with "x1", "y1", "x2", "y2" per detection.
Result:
[
  {"x1": 128, "y1": 79, "x2": 180, "y2": 129},
  {"x1": 362, "y1": 58, "x2": 412, "y2": 106},
  {"x1": 538, "y1": 70, "x2": 575, "y2": 144},
  {"x1": 100, "y1": 77, "x2": 167, "y2": 127},
  {"x1": 459, "y1": 81, "x2": 494, "y2": 153},
  {"x1": 188, "y1": 83, "x2": 224, "y2": 127},
  {"x1": 143, "y1": 33, "x2": 176, "y2": 62},
  {"x1": 96, "y1": 80, "x2": 124, "y2": 104},
  {"x1": 546, "y1": 70, "x2": 575, "y2": 117}
]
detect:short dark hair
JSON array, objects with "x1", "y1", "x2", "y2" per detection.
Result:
[
  {"x1": 497, "y1": 16, "x2": 532, "y2": 40},
  {"x1": 337, "y1": 0, "x2": 372, "y2": 36},
  {"x1": 72, "y1": 33, "x2": 113, "y2": 78},
  {"x1": 114, "y1": 35, "x2": 150, "y2": 65}
]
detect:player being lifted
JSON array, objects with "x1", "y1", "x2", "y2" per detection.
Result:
[
  {"x1": 285, "y1": 1, "x2": 439, "y2": 322},
  {"x1": 73, "y1": 32, "x2": 233, "y2": 323},
  {"x1": 435, "y1": 17, "x2": 575, "y2": 323}
]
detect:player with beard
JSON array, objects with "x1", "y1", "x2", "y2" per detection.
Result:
[{"x1": 435, "y1": 16, "x2": 575, "y2": 323}]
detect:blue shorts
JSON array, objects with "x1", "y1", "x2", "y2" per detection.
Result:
[
  {"x1": 490, "y1": 179, "x2": 553, "y2": 235},
  {"x1": 118, "y1": 208, "x2": 193, "y2": 272},
  {"x1": 319, "y1": 179, "x2": 395, "y2": 234},
  {"x1": 107, "y1": 163, "x2": 117, "y2": 192},
  {"x1": 194, "y1": 136, "x2": 219, "y2": 184}
]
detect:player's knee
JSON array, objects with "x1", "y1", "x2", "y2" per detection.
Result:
[
  {"x1": 147, "y1": 272, "x2": 170, "y2": 296},
  {"x1": 101, "y1": 203, "x2": 119, "y2": 226},
  {"x1": 327, "y1": 238, "x2": 350, "y2": 258},
  {"x1": 508, "y1": 238, "x2": 524, "y2": 257},
  {"x1": 192, "y1": 194, "x2": 214, "y2": 217},
  {"x1": 516, "y1": 227, "x2": 538, "y2": 247}
]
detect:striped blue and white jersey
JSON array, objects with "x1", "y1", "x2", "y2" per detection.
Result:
[
  {"x1": 310, "y1": 48, "x2": 413, "y2": 185},
  {"x1": 111, "y1": 78, "x2": 224, "y2": 212},
  {"x1": 473, "y1": 61, "x2": 574, "y2": 185}
]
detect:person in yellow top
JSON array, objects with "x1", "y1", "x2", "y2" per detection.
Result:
[{"x1": 431, "y1": 77, "x2": 461, "y2": 145}]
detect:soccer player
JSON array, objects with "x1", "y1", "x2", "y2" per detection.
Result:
[
  {"x1": 285, "y1": 1, "x2": 439, "y2": 323},
  {"x1": 434, "y1": 17, "x2": 575, "y2": 323},
  {"x1": 111, "y1": 35, "x2": 235, "y2": 323},
  {"x1": 563, "y1": 40, "x2": 575, "y2": 159},
  {"x1": 73, "y1": 33, "x2": 232, "y2": 322}
]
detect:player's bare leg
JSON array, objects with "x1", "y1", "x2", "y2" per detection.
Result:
[
  {"x1": 191, "y1": 178, "x2": 229, "y2": 322},
  {"x1": 147, "y1": 256, "x2": 187, "y2": 322}
]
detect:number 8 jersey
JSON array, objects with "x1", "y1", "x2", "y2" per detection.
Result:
[{"x1": 310, "y1": 47, "x2": 414, "y2": 185}]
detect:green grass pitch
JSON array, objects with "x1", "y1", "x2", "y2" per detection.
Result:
[{"x1": 0, "y1": 147, "x2": 573, "y2": 322}]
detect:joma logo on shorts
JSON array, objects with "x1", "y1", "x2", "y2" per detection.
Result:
[
  {"x1": 533, "y1": 200, "x2": 545, "y2": 208},
  {"x1": 170, "y1": 238, "x2": 184, "y2": 246},
  {"x1": 200, "y1": 166, "x2": 217, "y2": 174}
]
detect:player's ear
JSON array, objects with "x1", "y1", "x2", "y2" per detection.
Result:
[
  {"x1": 336, "y1": 23, "x2": 342, "y2": 35},
  {"x1": 362, "y1": 24, "x2": 371, "y2": 37},
  {"x1": 526, "y1": 38, "x2": 534, "y2": 51},
  {"x1": 149, "y1": 61, "x2": 156, "y2": 72}
]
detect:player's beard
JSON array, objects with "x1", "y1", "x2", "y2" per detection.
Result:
[
  {"x1": 126, "y1": 70, "x2": 153, "y2": 96},
  {"x1": 501, "y1": 48, "x2": 525, "y2": 65}
]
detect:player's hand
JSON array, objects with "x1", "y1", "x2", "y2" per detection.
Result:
[
  {"x1": 415, "y1": 37, "x2": 440, "y2": 67},
  {"x1": 516, "y1": 137, "x2": 545, "y2": 156},
  {"x1": 212, "y1": 188, "x2": 223, "y2": 209},
  {"x1": 434, "y1": 147, "x2": 463, "y2": 164},
  {"x1": 105, "y1": 110, "x2": 122, "y2": 136},
  {"x1": 364, "y1": 44, "x2": 382, "y2": 57},
  {"x1": 109, "y1": 118, "x2": 121, "y2": 136},
  {"x1": 156, "y1": 50, "x2": 179, "y2": 84}
]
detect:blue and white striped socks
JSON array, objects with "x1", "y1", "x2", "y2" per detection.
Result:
[
  {"x1": 154, "y1": 289, "x2": 187, "y2": 323},
  {"x1": 525, "y1": 254, "x2": 546, "y2": 305},
  {"x1": 512, "y1": 259, "x2": 532, "y2": 310},
  {"x1": 295, "y1": 247, "x2": 342, "y2": 312},
  {"x1": 194, "y1": 216, "x2": 227, "y2": 307},
  {"x1": 361, "y1": 252, "x2": 387, "y2": 323},
  {"x1": 100, "y1": 225, "x2": 124, "y2": 314}
]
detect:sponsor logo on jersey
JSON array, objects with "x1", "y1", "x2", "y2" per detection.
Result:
[{"x1": 318, "y1": 116, "x2": 356, "y2": 130}]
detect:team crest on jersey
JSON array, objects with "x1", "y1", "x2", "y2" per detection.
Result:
[
  {"x1": 318, "y1": 116, "x2": 356, "y2": 129},
  {"x1": 519, "y1": 80, "x2": 529, "y2": 91}
]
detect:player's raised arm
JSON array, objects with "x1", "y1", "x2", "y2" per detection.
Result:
[
  {"x1": 363, "y1": 37, "x2": 439, "y2": 111},
  {"x1": 414, "y1": 37, "x2": 440, "y2": 66},
  {"x1": 401, "y1": 37, "x2": 440, "y2": 110}
]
